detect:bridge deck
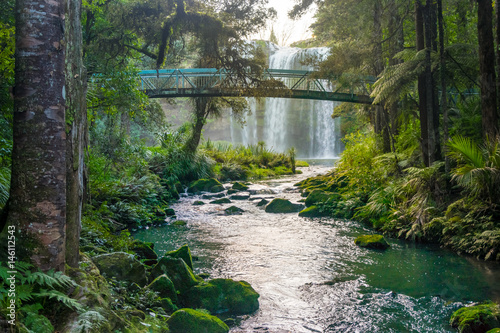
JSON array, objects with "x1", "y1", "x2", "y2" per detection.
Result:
[{"x1": 138, "y1": 68, "x2": 374, "y2": 104}]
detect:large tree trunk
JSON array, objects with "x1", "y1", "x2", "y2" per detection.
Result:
[
  {"x1": 477, "y1": 0, "x2": 499, "y2": 139},
  {"x1": 9, "y1": 0, "x2": 67, "y2": 271},
  {"x1": 184, "y1": 97, "x2": 209, "y2": 154},
  {"x1": 438, "y1": 0, "x2": 450, "y2": 172},
  {"x1": 65, "y1": 0, "x2": 87, "y2": 268},
  {"x1": 416, "y1": 0, "x2": 430, "y2": 166}
]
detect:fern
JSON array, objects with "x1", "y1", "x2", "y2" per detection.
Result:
[
  {"x1": 33, "y1": 289, "x2": 83, "y2": 311},
  {"x1": 26, "y1": 270, "x2": 77, "y2": 289},
  {"x1": 69, "y1": 309, "x2": 107, "y2": 333}
]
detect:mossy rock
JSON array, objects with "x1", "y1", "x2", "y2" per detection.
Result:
[
  {"x1": 265, "y1": 198, "x2": 304, "y2": 213},
  {"x1": 185, "y1": 278, "x2": 260, "y2": 315},
  {"x1": 193, "y1": 200, "x2": 206, "y2": 206},
  {"x1": 232, "y1": 182, "x2": 249, "y2": 191},
  {"x1": 487, "y1": 329, "x2": 500, "y2": 333},
  {"x1": 299, "y1": 205, "x2": 328, "y2": 218},
  {"x1": 256, "y1": 199, "x2": 269, "y2": 207},
  {"x1": 354, "y1": 235, "x2": 390, "y2": 250},
  {"x1": 166, "y1": 308, "x2": 229, "y2": 333},
  {"x1": 225, "y1": 206, "x2": 244, "y2": 215},
  {"x1": 165, "y1": 208, "x2": 176, "y2": 216},
  {"x1": 450, "y1": 302, "x2": 500, "y2": 333},
  {"x1": 160, "y1": 297, "x2": 178, "y2": 314},
  {"x1": 147, "y1": 274, "x2": 178, "y2": 303},
  {"x1": 305, "y1": 189, "x2": 335, "y2": 207},
  {"x1": 150, "y1": 257, "x2": 199, "y2": 293},
  {"x1": 93, "y1": 252, "x2": 148, "y2": 286},
  {"x1": 211, "y1": 198, "x2": 232, "y2": 204},
  {"x1": 131, "y1": 240, "x2": 157, "y2": 261},
  {"x1": 188, "y1": 178, "x2": 224, "y2": 194},
  {"x1": 172, "y1": 220, "x2": 187, "y2": 226},
  {"x1": 166, "y1": 244, "x2": 193, "y2": 270},
  {"x1": 227, "y1": 189, "x2": 239, "y2": 195}
]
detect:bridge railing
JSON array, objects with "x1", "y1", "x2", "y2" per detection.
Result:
[{"x1": 137, "y1": 68, "x2": 375, "y2": 103}]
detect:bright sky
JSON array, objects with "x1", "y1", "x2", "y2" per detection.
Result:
[{"x1": 251, "y1": 0, "x2": 316, "y2": 46}]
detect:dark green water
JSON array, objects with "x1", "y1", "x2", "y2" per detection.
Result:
[{"x1": 134, "y1": 166, "x2": 500, "y2": 332}]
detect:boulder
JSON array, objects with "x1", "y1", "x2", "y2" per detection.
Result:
[
  {"x1": 185, "y1": 278, "x2": 260, "y2": 315},
  {"x1": 450, "y1": 302, "x2": 500, "y2": 333},
  {"x1": 172, "y1": 220, "x2": 187, "y2": 226},
  {"x1": 265, "y1": 198, "x2": 304, "y2": 213},
  {"x1": 229, "y1": 193, "x2": 251, "y2": 200},
  {"x1": 210, "y1": 198, "x2": 232, "y2": 204},
  {"x1": 165, "y1": 244, "x2": 193, "y2": 270},
  {"x1": 232, "y1": 182, "x2": 249, "y2": 191},
  {"x1": 131, "y1": 241, "x2": 157, "y2": 261},
  {"x1": 225, "y1": 206, "x2": 244, "y2": 215},
  {"x1": 193, "y1": 200, "x2": 206, "y2": 206},
  {"x1": 165, "y1": 208, "x2": 176, "y2": 216},
  {"x1": 92, "y1": 252, "x2": 147, "y2": 286},
  {"x1": 150, "y1": 257, "x2": 199, "y2": 293},
  {"x1": 256, "y1": 199, "x2": 269, "y2": 207},
  {"x1": 299, "y1": 205, "x2": 328, "y2": 218},
  {"x1": 188, "y1": 179, "x2": 224, "y2": 194},
  {"x1": 305, "y1": 190, "x2": 335, "y2": 207},
  {"x1": 354, "y1": 235, "x2": 390, "y2": 250},
  {"x1": 166, "y1": 308, "x2": 229, "y2": 333},
  {"x1": 147, "y1": 274, "x2": 178, "y2": 303},
  {"x1": 227, "y1": 189, "x2": 238, "y2": 195}
]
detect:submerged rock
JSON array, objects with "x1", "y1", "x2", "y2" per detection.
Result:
[
  {"x1": 93, "y1": 252, "x2": 147, "y2": 286},
  {"x1": 225, "y1": 206, "x2": 244, "y2": 215},
  {"x1": 202, "y1": 192, "x2": 226, "y2": 199},
  {"x1": 147, "y1": 274, "x2": 178, "y2": 303},
  {"x1": 229, "y1": 192, "x2": 251, "y2": 200},
  {"x1": 172, "y1": 220, "x2": 187, "y2": 226},
  {"x1": 211, "y1": 198, "x2": 232, "y2": 204},
  {"x1": 188, "y1": 178, "x2": 224, "y2": 194},
  {"x1": 298, "y1": 205, "x2": 328, "y2": 218},
  {"x1": 232, "y1": 182, "x2": 249, "y2": 191},
  {"x1": 193, "y1": 200, "x2": 206, "y2": 206},
  {"x1": 265, "y1": 198, "x2": 304, "y2": 213},
  {"x1": 450, "y1": 302, "x2": 500, "y2": 333},
  {"x1": 185, "y1": 278, "x2": 260, "y2": 315},
  {"x1": 166, "y1": 308, "x2": 229, "y2": 333},
  {"x1": 354, "y1": 235, "x2": 390, "y2": 250},
  {"x1": 256, "y1": 199, "x2": 269, "y2": 207}
]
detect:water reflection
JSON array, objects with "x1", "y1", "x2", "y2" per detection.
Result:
[{"x1": 134, "y1": 166, "x2": 500, "y2": 332}]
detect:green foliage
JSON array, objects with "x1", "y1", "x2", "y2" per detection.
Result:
[
  {"x1": 447, "y1": 135, "x2": 500, "y2": 205},
  {"x1": 201, "y1": 140, "x2": 295, "y2": 181},
  {"x1": 0, "y1": 262, "x2": 82, "y2": 330}
]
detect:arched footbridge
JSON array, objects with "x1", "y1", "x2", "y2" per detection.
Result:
[{"x1": 138, "y1": 68, "x2": 375, "y2": 104}]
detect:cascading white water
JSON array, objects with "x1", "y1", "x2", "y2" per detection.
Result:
[{"x1": 226, "y1": 44, "x2": 343, "y2": 158}]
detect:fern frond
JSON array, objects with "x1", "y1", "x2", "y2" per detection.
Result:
[
  {"x1": 32, "y1": 289, "x2": 83, "y2": 311},
  {"x1": 27, "y1": 270, "x2": 76, "y2": 289},
  {"x1": 69, "y1": 310, "x2": 107, "y2": 333}
]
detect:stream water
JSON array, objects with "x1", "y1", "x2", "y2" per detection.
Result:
[{"x1": 134, "y1": 164, "x2": 500, "y2": 333}]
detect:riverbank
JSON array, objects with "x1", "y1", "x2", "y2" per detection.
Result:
[{"x1": 135, "y1": 164, "x2": 500, "y2": 332}]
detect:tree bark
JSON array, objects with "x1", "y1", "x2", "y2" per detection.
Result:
[
  {"x1": 184, "y1": 97, "x2": 209, "y2": 154},
  {"x1": 416, "y1": 0, "x2": 430, "y2": 166},
  {"x1": 9, "y1": 0, "x2": 67, "y2": 271},
  {"x1": 438, "y1": 0, "x2": 450, "y2": 172},
  {"x1": 65, "y1": 0, "x2": 87, "y2": 268},
  {"x1": 477, "y1": 0, "x2": 499, "y2": 139}
]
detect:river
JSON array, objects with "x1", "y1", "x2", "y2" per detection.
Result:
[{"x1": 134, "y1": 163, "x2": 500, "y2": 333}]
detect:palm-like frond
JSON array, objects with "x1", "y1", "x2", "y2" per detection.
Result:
[{"x1": 447, "y1": 135, "x2": 500, "y2": 204}]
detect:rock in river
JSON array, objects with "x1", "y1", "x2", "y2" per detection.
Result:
[
  {"x1": 354, "y1": 235, "x2": 390, "y2": 250},
  {"x1": 265, "y1": 198, "x2": 304, "y2": 213}
]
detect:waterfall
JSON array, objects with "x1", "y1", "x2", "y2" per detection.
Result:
[{"x1": 208, "y1": 44, "x2": 343, "y2": 158}]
